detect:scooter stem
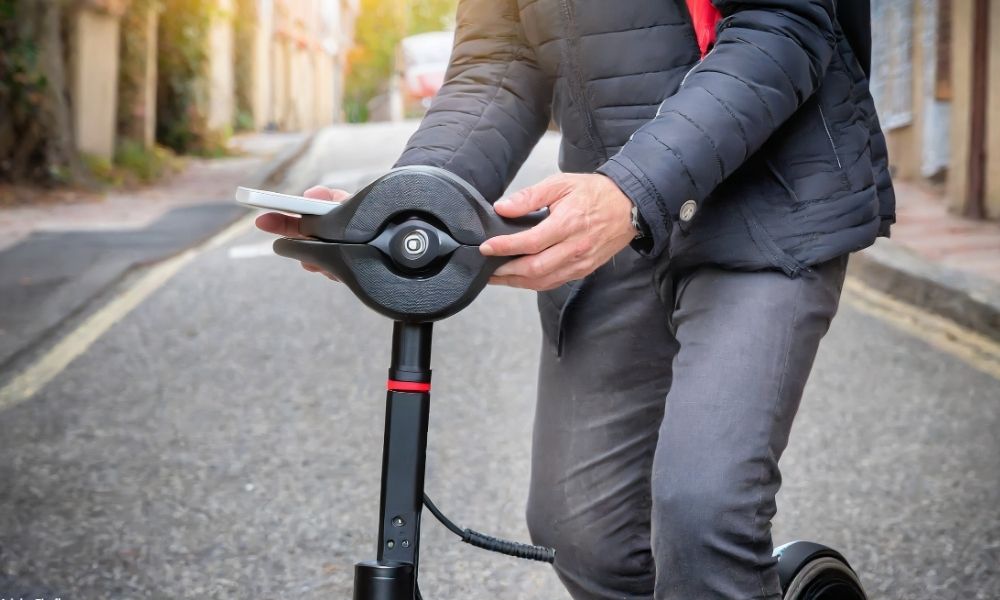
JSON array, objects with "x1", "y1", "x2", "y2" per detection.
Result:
[{"x1": 353, "y1": 321, "x2": 433, "y2": 600}]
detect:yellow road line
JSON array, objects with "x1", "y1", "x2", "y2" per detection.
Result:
[
  {"x1": 2, "y1": 231, "x2": 995, "y2": 411},
  {"x1": 0, "y1": 216, "x2": 253, "y2": 412},
  {"x1": 842, "y1": 277, "x2": 1000, "y2": 381}
]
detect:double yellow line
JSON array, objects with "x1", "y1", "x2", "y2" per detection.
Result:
[
  {"x1": 1, "y1": 235, "x2": 997, "y2": 413},
  {"x1": 0, "y1": 216, "x2": 254, "y2": 412},
  {"x1": 842, "y1": 277, "x2": 1000, "y2": 380}
]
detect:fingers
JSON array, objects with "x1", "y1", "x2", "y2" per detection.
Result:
[
  {"x1": 489, "y1": 240, "x2": 589, "y2": 290},
  {"x1": 480, "y1": 215, "x2": 569, "y2": 257},
  {"x1": 489, "y1": 268, "x2": 578, "y2": 291},
  {"x1": 301, "y1": 262, "x2": 339, "y2": 281},
  {"x1": 255, "y1": 212, "x2": 304, "y2": 238},
  {"x1": 494, "y1": 176, "x2": 569, "y2": 217},
  {"x1": 493, "y1": 238, "x2": 576, "y2": 278},
  {"x1": 255, "y1": 186, "x2": 349, "y2": 281},
  {"x1": 255, "y1": 187, "x2": 350, "y2": 239},
  {"x1": 304, "y1": 186, "x2": 351, "y2": 202}
]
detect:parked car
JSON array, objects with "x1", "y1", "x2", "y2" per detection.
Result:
[{"x1": 395, "y1": 31, "x2": 454, "y2": 116}]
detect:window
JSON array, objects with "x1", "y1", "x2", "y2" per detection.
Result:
[{"x1": 870, "y1": 0, "x2": 915, "y2": 130}]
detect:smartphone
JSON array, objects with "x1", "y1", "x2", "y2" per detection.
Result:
[{"x1": 235, "y1": 187, "x2": 341, "y2": 216}]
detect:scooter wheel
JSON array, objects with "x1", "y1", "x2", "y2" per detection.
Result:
[{"x1": 775, "y1": 541, "x2": 867, "y2": 600}]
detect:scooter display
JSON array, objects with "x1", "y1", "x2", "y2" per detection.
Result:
[{"x1": 243, "y1": 165, "x2": 868, "y2": 600}]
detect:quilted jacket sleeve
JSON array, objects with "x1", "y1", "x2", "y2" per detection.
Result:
[
  {"x1": 596, "y1": 0, "x2": 839, "y2": 257},
  {"x1": 393, "y1": 0, "x2": 553, "y2": 202}
]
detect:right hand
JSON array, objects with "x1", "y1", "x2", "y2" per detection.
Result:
[{"x1": 254, "y1": 186, "x2": 350, "y2": 280}]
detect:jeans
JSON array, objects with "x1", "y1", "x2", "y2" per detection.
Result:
[{"x1": 527, "y1": 249, "x2": 848, "y2": 599}]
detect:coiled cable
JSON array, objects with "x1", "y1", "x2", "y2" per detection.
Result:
[{"x1": 422, "y1": 493, "x2": 556, "y2": 563}]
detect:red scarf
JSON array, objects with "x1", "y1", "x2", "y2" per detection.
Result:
[{"x1": 687, "y1": 0, "x2": 721, "y2": 57}]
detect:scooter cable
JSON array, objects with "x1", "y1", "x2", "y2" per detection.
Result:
[{"x1": 422, "y1": 493, "x2": 556, "y2": 563}]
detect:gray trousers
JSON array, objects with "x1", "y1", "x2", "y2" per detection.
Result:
[{"x1": 527, "y1": 249, "x2": 848, "y2": 600}]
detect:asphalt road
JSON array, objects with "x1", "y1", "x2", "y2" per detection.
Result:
[{"x1": 0, "y1": 123, "x2": 997, "y2": 599}]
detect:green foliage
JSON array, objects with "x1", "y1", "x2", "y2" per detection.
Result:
[
  {"x1": 114, "y1": 140, "x2": 181, "y2": 183},
  {"x1": 233, "y1": 0, "x2": 256, "y2": 130},
  {"x1": 82, "y1": 152, "x2": 120, "y2": 185},
  {"x1": 234, "y1": 109, "x2": 255, "y2": 132},
  {"x1": 156, "y1": 0, "x2": 228, "y2": 155},
  {"x1": 83, "y1": 142, "x2": 181, "y2": 186},
  {"x1": 408, "y1": 0, "x2": 457, "y2": 34},
  {"x1": 344, "y1": 0, "x2": 457, "y2": 122},
  {"x1": 1, "y1": 0, "x2": 234, "y2": 191},
  {"x1": 0, "y1": 1, "x2": 47, "y2": 108},
  {"x1": 343, "y1": 98, "x2": 369, "y2": 124},
  {"x1": 196, "y1": 126, "x2": 232, "y2": 157},
  {"x1": 118, "y1": 0, "x2": 158, "y2": 144},
  {"x1": 0, "y1": 0, "x2": 77, "y2": 184},
  {"x1": 345, "y1": 0, "x2": 406, "y2": 117}
]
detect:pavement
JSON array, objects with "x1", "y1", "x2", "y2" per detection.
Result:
[
  {"x1": 0, "y1": 131, "x2": 312, "y2": 372},
  {"x1": 887, "y1": 181, "x2": 1000, "y2": 283},
  {"x1": 0, "y1": 122, "x2": 997, "y2": 599},
  {"x1": 849, "y1": 181, "x2": 1000, "y2": 342}
]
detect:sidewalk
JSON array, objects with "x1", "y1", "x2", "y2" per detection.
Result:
[
  {"x1": 889, "y1": 181, "x2": 1000, "y2": 283},
  {"x1": 0, "y1": 131, "x2": 313, "y2": 371},
  {"x1": 0, "y1": 132, "x2": 308, "y2": 252},
  {"x1": 850, "y1": 180, "x2": 1000, "y2": 341}
]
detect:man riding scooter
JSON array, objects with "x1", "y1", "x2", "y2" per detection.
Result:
[{"x1": 258, "y1": 1, "x2": 891, "y2": 598}]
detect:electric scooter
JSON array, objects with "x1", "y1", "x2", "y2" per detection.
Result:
[{"x1": 238, "y1": 165, "x2": 868, "y2": 600}]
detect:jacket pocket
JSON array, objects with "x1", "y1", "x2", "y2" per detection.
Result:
[
  {"x1": 736, "y1": 197, "x2": 807, "y2": 277},
  {"x1": 730, "y1": 158, "x2": 809, "y2": 277},
  {"x1": 760, "y1": 95, "x2": 850, "y2": 209}
]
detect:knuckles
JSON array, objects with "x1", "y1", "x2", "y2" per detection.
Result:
[
  {"x1": 571, "y1": 238, "x2": 593, "y2": 259},
  {"x1": 523, "y1": 257, "x2": 547, "y2": 278}
]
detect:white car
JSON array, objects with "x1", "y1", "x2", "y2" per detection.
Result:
[{"x1": 397, "y1": 31, "x2": 454, "y2": 113}]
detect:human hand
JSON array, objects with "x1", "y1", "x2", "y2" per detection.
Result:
[
  {"x1": 481, "y1": 173, "x2": 637, "y2": 291},
  {"x1": 254, "y1": 186, "x2": 350, "y2": 280}
]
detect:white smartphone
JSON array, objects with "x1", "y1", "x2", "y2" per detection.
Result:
[{"x1": 235, "y1": 187, "x2": 341, "y2": 216}]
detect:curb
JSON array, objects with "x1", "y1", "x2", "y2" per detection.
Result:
[
  {"x1": 210, "y1": 130, "x2": 317, "y2": 232},
  {"x1": 242, "y1": 132, "x2": 317, "y2": 192},
  {"x1": 0, "y1": 133, "x2": 317, "y2": 375},
  {"x1": 848, "y1": 239, "x2": 1000, "y2": 342}
]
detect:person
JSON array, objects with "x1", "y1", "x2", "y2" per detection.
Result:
[{"x1": 257, "y1": 1, "x2": 893, "y2": 598}]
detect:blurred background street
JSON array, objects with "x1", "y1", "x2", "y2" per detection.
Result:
[{"x1": 2, "y1": 0, "x2": 999, "y2": 599}]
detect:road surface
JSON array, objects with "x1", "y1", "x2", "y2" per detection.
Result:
[{"x1": 0, "y1": 123, "x2": 997, "y2": 599}]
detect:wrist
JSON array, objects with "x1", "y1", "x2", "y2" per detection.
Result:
[
  {"x1": 593, "y1": 173, "x2": 642, "y2": 237},
  {"x1": 596, "y1": 173, "x2": 653, "y2": 253}
]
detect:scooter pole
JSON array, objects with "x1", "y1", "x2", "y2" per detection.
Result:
[{"x1": 353, "y1": 321, "x2": 433, "y2": 600}]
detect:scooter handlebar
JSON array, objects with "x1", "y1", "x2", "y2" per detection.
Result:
[{"x1": 266, "y1": 166, "x2": 546, "y2": 322}]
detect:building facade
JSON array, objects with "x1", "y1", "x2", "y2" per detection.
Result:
[
  {"x1": 873, "y1": 0, "x2": 1000, "y2": 220},
  {"x1": 248, "y1": 0, "x2": 359, "y2": 132},
  {"x1": 70, "y1": 0, "x2": 358, "y2": 161}
]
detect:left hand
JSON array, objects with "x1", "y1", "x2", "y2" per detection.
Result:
[
  {"x1": 254, "y1": 186, "x2": 351, "y2": 281},
  {"x1": 481, "y1": 173, "x2": 637, "y2": 291}
]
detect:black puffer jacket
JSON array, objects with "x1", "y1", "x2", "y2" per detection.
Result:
[{"x1": 394, "y1": 0, "x2": 894, "y2": 276}]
